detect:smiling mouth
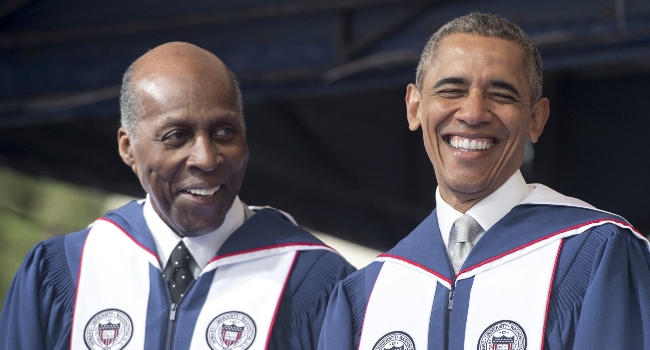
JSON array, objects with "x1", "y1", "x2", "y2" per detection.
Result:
[
  {"x1": 182, "y1": 185, "x2": 221, "y2": 198},
  {"x1": 447, "y1": 135, "x2": 496, "y2": 151}
]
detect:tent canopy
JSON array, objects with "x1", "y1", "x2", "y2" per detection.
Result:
[{"x1": 2, "y1": 0, "x2": 649, "y2": 249}]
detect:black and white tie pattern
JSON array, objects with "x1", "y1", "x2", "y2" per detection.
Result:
[
  {"x1": 163, "y1": 241, "x2": 196, "y2": 303},
  {"x1": 451, "y1": 214, "x2": 482, "y2": 275}
]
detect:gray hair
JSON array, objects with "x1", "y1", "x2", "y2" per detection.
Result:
[
  {"x1": 415, "y1": 12, "x2": 543, "y2": 103},
  {"x1": 119, "y1": 63, "x2": 245, "y2": 136},
  {"x1": 229, "y1": 70, "x2": 244, "y2": 120},
  {"x1": 119, "y1": 63, "x2": 142, "y2": 136}
]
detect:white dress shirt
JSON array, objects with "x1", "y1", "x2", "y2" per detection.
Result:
[
  {"x1": 143, "y1": 195, "x2": 247, "y2": 277},
  {"x1": 436, "y1": 170, "x2": 532, "y2": 259}
]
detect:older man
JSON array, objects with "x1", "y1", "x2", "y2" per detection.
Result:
[
  {"x1": 0, "y1": 42, "x2": 354, "y2": 349},
  {"x1": 318, "y1": 13, "x2": 650, "y2": 350}
]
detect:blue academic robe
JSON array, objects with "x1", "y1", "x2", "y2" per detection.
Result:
[
  {"x1": 0, "y1": 201, "x2": 355, "y2": 350},
  {"x1": 318, "y1": 203, "x2": 650, "y2": 350}
]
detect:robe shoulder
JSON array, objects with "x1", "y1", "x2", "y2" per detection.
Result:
[
  {"x1": 546, "y1": 222, "x2": 650, "y2": 349},
  {"x1": 0, "y1": 228, "x2": 88, "y2": 350}
]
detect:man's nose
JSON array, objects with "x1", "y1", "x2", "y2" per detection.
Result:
[
  {"x1": 186, "y1": 135, "x2": 221, "y2": 171},
  {"x1": 454, "y1": 91, "x2": 492, "y2": 125}
]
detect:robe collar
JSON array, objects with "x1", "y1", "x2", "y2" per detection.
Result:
[
  {"x1": 102, "y1": 203, "x2": 326, "y2": 268},
  {"x1": 382, "y1": 185, "x2": 626, "y2": 283}
]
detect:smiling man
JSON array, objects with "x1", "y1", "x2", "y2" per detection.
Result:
[
  {"x1": 0, "y1": 42, "x2": 354, "y2": 350},
  {"x1": 318, "y1": 13, "x2": 650, "y2": 350}
]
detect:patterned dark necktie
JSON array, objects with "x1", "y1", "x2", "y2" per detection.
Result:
[
  {"x1": 163, "y1": 241, "x2": 196, "y2": 303},
  {"x1": 451, "y1": 214, "x2": 482, "y2": 275}
]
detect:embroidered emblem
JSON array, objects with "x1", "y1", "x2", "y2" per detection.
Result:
[
  {"x1": 206, "y1": 311, "x2": 256, "y2": 350},
  {"x1": 83, "y1": 309, "x2": 133, "y2": 350},
  {"x1": 373, "y1": 331, "x2": 415, "y2": 350},
  {"x1": 477, "y1": 320, "x2": 527, "y2": 350}
]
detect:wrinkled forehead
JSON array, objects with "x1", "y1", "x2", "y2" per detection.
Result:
[
  {"x1": 433, "y1": 34, "x2": 527, "y2": 68},
  {"x1": 136, "y1": 60, "x2": 239, "y2": 110},
  {"x1": 133, "y1": 43, "x2": 234, "y2": 91},
  {"x1": 135, "y1": 55, "x2": 231, "y2": 89}
]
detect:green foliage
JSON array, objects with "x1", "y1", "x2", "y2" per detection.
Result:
[{"x1": 0, "y1": 167, "x2": 109, "y2": 309}]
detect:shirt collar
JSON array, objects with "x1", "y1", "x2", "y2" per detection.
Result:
[
  {"x1": 436, "y1": 170, "x2": 531, "y2": 247},
  {"x1": 143, "y1": 195, "x2": 247, "y2": 271}
]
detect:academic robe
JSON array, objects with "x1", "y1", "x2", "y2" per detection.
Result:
[
  {"x1": 318, "y1": 185, "x2": 650, "y2": 350},
  {"x1": 0, "y1": 201, "x2": 355, "y2": 350}
]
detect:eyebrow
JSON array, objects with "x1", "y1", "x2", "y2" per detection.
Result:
[
  {"x1": 158, "y1": 118, "x2": 189, "y2": 130},
  {"x1": 433, "y1": 77, "x2": 468, "y2": 89},
  {"x1": 489, "y1": 80, "x2": 521, "y2": 97}
]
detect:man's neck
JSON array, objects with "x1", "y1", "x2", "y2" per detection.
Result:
[
  {"x1": 438, "y1": 172, "x2": 519, "y2": 213},
  {"x1": 143, "y1": 195, "x2": 246, "y2": 272},
  {"x1": 436, "y1": 170, "x2": 531, "y2": 248}
]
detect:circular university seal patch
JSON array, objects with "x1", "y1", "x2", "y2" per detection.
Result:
[
  {"x1": 84, "y1": 309, "x2": 133, "y2": 350},
  {"x1": 477, "y1": 320, "x2": 527, "y2": 350},
  {"x1": 206, "y1": 311, "x2": 256, "y2": 350},
  {"x1": 373, "y1": 331, "x2": 416, "y2": 350}
]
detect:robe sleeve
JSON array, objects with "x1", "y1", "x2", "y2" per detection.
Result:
[
  {"x1": 0, "y1": 235, "x2": 75, "y2": 350},
  {"x1": 318, "y1": 262, "x2": 382, "y2": 350},
  {"x1": 268, "y1": 249, "x2": 356, "y2": 350},
  {"x1": 545, "y1": 224, "x2": 650, "y2": 349},
  {"x1": 317, "y1": 280, "x2": 359, "y2": 350}
]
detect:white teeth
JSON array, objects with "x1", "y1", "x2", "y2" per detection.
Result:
[
  {"x1": 449, "y1": 137, "x2": 494, "y2": 151},
  {"x1": 186, "y1": 186, "x2": 221, "y2": 197}
]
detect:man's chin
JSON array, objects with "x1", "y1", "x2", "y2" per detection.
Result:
[
  {"x1": 440, "y1": 180, "x2": 492, "y2": 202},
  {"x1": 168, "y1": 212, "x2": 227, "y2": 237},
  {"x1": 176, "y1": 222, "x2": 225, "y2": 237}
]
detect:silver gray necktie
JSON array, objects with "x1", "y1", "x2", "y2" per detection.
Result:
[{"x1": 451, "y1": 214, "x2": 482, "y2": 275}]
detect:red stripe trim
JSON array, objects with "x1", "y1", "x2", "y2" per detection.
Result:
[
  {"x1": 540, "y1": 239, "x2": 564, "y2": 350},
  {"x1": 70, "y1": 231, "x2": 91, "y2": 348},
  {"x1": 458, "y1": 218, "x2": 635, "y2": 275},
  {"x1": 264, "y1": 251, "x2": 299, "y2": 349},
  {"x1": 378, "y1": 254, "x2": 452, "y2": 285},
  {"x1": 97, "y1": 218, "x2": 161, "y2": 263},
  {"x1": 207, "y1": 242, "x2": 330, "y2": 264}
]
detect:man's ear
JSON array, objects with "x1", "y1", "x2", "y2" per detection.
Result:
[
  {"x1": 405, "y1": 83, "x2": 422, "y2": 131},
  {"x1": 528, "y1": 97, "x2": 549, "y2": 143},
  {"x1": 118, "y1": 127, "x2": 137, "y2": 173}
]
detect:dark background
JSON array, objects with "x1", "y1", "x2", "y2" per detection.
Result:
[{"x1": 1, "y1": 0, "x2": 649, "y2": 251}]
